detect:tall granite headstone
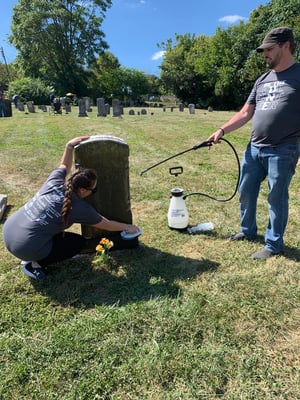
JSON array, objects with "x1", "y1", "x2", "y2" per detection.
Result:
[
  {"x1": 188, "y1": 104, "x2": 195, "y2": 114},
  {"x1": 74, "y1": 135, "x2": 138, "y2": 249},
  {"x1": 97, "y1": 98, "x2": 107, "y2": 117},
  {"x1": 78, "y1": 99, "x2": 88, "y2": 117},
  {"x1": 112, "y1": 99, "x2": 121, "y2": 117}
]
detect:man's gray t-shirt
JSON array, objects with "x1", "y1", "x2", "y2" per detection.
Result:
[
  {"x1": 3, "y1": 168, "x2": 102, "y2": 260},
  {"x1": 247, "y1": 62, "x2": 300, "y2": 147}
]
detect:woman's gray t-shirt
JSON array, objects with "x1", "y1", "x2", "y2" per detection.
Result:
[{"x1": 3, "y1": 168, "x2": 102, "y2": 260}]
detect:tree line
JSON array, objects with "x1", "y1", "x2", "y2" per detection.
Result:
[
  {"x1": 159, "y1": 0, "x2": 300, "y2": 109},
  {"x1": 0, "y1": 0, "x2": 299, "y2": 109}
]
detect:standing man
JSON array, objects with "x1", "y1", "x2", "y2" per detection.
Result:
[{"x1": 208, "y1": 27, "x2": 300, "y2": 259}]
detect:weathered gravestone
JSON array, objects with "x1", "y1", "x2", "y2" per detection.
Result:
[
  {"x1": 84, "y1": 97, "x2": 92, "y2": 112},
  {"x1": 74, "y1": 135, "x2": 138, "y2": 250},
  {"x1": 40, "y1": 105, "x2": 47, "y2": 112},
  {"x1": 97, "y1": 98, "x2": 107, "y2": 117},
  {"x1": 4, "y1": 100, "x2": 12, "y2": 117},
  {"x1": 78, "y1": 99, "x2": 88, "y2": 117},
  {"x1": 188, "y1": 104, "x2": 195, "y2": 114},
  {"x1": 65, "y1": 103, "x2": 71, "y2": 113},
  {"x1": 112, "y1": 99, "x2": 121, "y2": 117},
  {"x1": 26, "y1": 101, "x2": 35, "y2": 113}
]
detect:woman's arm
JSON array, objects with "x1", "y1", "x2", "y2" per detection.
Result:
[
  {"x1": 59, "y1": 136, "x2": 90, "y2": 173},
  {"x1": 92, "y1": 216, "x2": 139, "y2": 234}
]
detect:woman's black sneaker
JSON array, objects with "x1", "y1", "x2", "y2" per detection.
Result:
[{"x1": 22, "y1": 262, "x2": 47, "y2": 280}]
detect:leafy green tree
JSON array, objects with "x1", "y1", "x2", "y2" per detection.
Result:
[
  {"x1": 145, "y1": 74, "x2": 162, "y2": 99},
  {"x1": 7, "y1": 77, "x2": 51, "y2": 104},
  {"x1": 89, "y1": 52, "x2": 151, "y2": 103},
  {"x1": 88, "y1": 52, "x2": 121, "y2": 101},
  {"x1": 9, "y1": 0, "x2": 112, "y2": 96},
  {"x1": 159, "y1": 0, "x2": 300, "y2": 110},
  {"x1": 0, "y1": 61, "x2": 24, "y2": 92},
  {"x1": 120, "y1": 67, "x2": 151, "y2": 103},
  {"x1": 160, "y1": 34, "x2": 204, "y2": 105},
  {"x1": 0, "y1": 63, "x2": 10, "y2": 91}
]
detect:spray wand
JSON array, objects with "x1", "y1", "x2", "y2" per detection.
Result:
[
  {"x1": 140, "y1": 137, "x2": 240, "y2": 203},
  {"x1": 139, "y1": 139, "x2": 214, "y2": 176}
]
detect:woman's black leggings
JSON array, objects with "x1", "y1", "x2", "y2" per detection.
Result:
[{"x1": 37, "y1": 232, "x2": 86, "y2": 267}]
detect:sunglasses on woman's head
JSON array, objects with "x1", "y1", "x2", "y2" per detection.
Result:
[{"x1": 88, "y1": 186, "x2": 97, "y2": 194}]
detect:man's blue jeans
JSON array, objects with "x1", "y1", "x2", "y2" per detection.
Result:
[{"x1": 239, "y1": 142, "x2": 299, "y2": 253}]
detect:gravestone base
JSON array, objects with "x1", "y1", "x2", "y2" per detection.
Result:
[{"x1": 83, "y1": 232, "x2": 139, "y2": 253}]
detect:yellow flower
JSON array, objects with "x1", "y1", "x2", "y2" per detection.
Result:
[
  {"x1": 96, "y1": 244, "x2": 104, "y2": 252},
  {"x1": 99, "y1": 238, "x2": 113, "y2": 250},
  {"x1": 93, "y1": 238, "x2": 114, "y2": 266}
]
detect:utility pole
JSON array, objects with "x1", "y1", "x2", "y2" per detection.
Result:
[{"x1": 1, "y1": 46, "x2": 11, "y2": 82}]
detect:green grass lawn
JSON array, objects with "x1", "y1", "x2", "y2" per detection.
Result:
[{"x1": 0, "y1": 106, "x2": 299, "y2": 399}]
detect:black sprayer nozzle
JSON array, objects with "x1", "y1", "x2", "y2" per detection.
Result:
[{"x1": 192, "y1": 140, "x2": 214, "y2": 150}]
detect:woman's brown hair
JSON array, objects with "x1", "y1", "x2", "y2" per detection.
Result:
[{"x1": 61, "y1": 168, "x2": 97, "y2": 226}]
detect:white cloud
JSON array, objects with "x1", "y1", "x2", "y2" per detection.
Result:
[
  {"x1": 219, "y1": 15, "x2": 247, "y2": 24},
  {"x1": 151, "y1": 50, "x2": 165, "y2": 61}
]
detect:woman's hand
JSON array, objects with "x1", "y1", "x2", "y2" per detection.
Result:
[
  {"x1": 125, "y1": 224, "x2": 139, "y2": 234},
  {"x1": 60, "y1": 136, "x2": 90, "y2": 171},
  {"x1": 66, "y1": 136, "x2": 90, "y2": 148}
]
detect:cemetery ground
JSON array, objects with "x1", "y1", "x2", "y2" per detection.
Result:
[{"x1": 0, "y1": 106, "x2": 299, "y2": 400}]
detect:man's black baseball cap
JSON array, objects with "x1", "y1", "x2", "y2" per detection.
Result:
[{"x1": 256, "y1": 27, "x2": 295, "y2": 52}]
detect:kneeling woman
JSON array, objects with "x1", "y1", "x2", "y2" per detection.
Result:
[{"x1": 3, "y1": 136, "x2": 139, "y2": 280}]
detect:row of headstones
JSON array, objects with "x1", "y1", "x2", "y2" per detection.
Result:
[
  {"x1": 79, "y1": 98, "x2": 127, "y2": 117},
  {"x1": 162, "y1": 104, "x2": 196, "y2": 114},
  {"x1": 17, "y1": 102, "x2": 72, "y2": 113},
  {"x1": 17, "y1": 98, "x2": 200, "y2": 117},
  {"x1": 17, "y1": 98, "x2": 97, "y2": 116},
  {"x1": 95, "y1": 98, "x2": 197, "y2": 117}
]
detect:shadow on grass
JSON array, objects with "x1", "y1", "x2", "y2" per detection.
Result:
[
  {"x1": 255, "y1": 235, "x2": 300, "y2": 261},
  {"x1": 31, "y1": 243, "x2": 219, "y2": 308},
  {"x1": 223, "y1": 233, "x2": 300, "y2": 261},
  {"x1": 282, "y1": 245, "x2": 300, "y2": 261}
]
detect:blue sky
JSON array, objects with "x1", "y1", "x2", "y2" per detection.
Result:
[{"x1": 1, "y1": 0, "x2": 270, "y2": 76}]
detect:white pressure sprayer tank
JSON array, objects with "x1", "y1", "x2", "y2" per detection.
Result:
[{"x1": 168, "y1": 187, "x2": 189, "y2": 229}]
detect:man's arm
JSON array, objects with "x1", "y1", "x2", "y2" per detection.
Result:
[{"x1": 207, "y1": 103, "x2": 256, "y2": 143}]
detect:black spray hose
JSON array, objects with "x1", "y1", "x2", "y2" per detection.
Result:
[
  {"x1": 140, "y1": 137, "x2": 241, "y2": 203},
  {"x1": 183, "y1": 137, "x2": 240, "y2": 202},
  {"x1": 139, "y1": 140, "x2": 214, "y2": 176}
]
